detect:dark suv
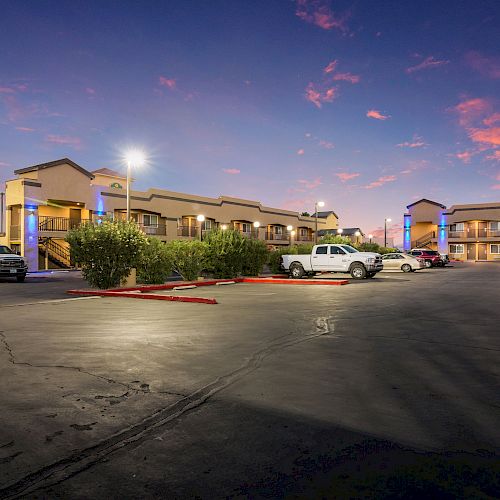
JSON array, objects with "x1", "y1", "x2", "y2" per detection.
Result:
[{"x1": 408, "y1": 249, "x2": 443, "y2": 268}]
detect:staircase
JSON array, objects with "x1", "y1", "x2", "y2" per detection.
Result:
[
  {"x1": 39, "y1": 239, "x2": 72, "y2": 268},
  {"x1": 414, "y1": 231, "x2": 436, "y2": 248}
]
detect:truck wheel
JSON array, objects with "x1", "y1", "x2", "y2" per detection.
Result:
[
  {"x1": 350, "y1": 264, "x2": 367, "y2": 280},
  {"x1": 16, "y1": 275, "x2": 26, "y2": 282},
  {"x1": 401, "y1": 264, "x2": 411, "y2": 273},
  {"x1": 289, "y1": 263, "x2": 305, "y2": 279}
]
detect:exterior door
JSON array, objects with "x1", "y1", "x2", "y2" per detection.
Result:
[
  {"x1": 466, "y1": 243, "x2": 476, "y2": 261},
  {"x1": 478, "y1": 222, "x2": 487, "y2": 238},
  {"x1": 311, "y1": 245, "x2": 330, "y2": 271},
  {"x1": 69, "y1": 208, "x2": 81, "y2": 229},
  {"x1": 478, "y1": 243, "x2": 487, "y2": 260},
  {"x1": 328, "y1": 246, "x2": 347, "y2": 271}
]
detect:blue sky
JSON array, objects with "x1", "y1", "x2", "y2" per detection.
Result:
[{"x1": 1, "y1": 0, "x2": 499, "y2": 242}]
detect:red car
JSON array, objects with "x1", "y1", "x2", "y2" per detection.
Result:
[{"x1": 408, "y1": 249, "x2": 443, "y2": 268}]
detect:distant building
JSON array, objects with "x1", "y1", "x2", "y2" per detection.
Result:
[{"x1": 404, "y1": 198, "x2": 500, "y2": 261}]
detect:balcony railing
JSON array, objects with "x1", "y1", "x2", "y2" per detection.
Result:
[
  {"x1": 266, "y1": 232, "x2": 289, "y2": 241},
  {"x1": 177, "y1": 225, "x2": 198, "y2": 237},
  {"x1": 449, "y1": 229, "x2": 500, "y2": 239},
  {"x1": 296, "y1": 234, "x2": 313, "y2": 242},
  {"x1": 139, "y1": 224, "x2": 167, "y2": 236},
  {"x1": 9, "y1": 225, "x2": 20, "y2": 239},
  {"x1": 39, "y1": 216, "x2": 91, "y2": 232}
]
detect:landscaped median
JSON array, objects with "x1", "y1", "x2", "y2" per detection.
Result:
[{"x1": 67, "y1": 276, "x2": 349, "y2": 304}]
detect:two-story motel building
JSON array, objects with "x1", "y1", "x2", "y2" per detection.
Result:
[
  {"x1": 404, "y1": 198, "x2": 500, "y2": 261},
  {"x1": 0, "y1": 158, "x2": 338, "y2": 271}
]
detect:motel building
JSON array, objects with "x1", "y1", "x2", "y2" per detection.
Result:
[
  {"x1": 0, "y1": 158, "x2": 339, "y2": 272},
  {"x1": 403, "y1": 198, "x2": 500, "y2": 261}
]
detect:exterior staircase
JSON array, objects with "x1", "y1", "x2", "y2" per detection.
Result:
[
  {"x1": 38, "y1": 239, "x2": 72, "y2": 268},
  {"x1": 412, "y1": 231, "x2": 436, "y2": 249}
]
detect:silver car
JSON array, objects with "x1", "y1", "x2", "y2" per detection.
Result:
[{"x1": 381, "y1": 253, "x2": 425, "y2": 272}]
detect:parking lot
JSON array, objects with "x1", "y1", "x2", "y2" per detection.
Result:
[{"x1": 0, "y1": 263, "x2": 499, "y2": 498}]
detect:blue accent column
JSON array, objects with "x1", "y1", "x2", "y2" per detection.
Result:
[
  {"x1": 22, "y1": 205, "x2": 39, "y2": 271},
  {"x1": 438, "y1": 212, "x2": 447, "y2": 254},
  {"x1": 403, "y1": 214, "x2": 411, "y2": 251}
]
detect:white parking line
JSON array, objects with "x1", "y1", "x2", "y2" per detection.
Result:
[{"x1": 0, "y1": 296, "x2": 102, "y2": 308}]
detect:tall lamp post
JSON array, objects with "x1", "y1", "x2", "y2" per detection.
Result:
[
  {"x1": 384, "y1": 218, "x2": 392, "y2": 247},
  {"x1": 197, "y1": 215, "x2": 205, "y2": 241},
  {"x1": 124, "y1": 150, "x2": 145, "y2": 221},
  {"x1": 314, "y1": 201, "x2": 325, "y2": 243},
  {"x1": 355, "y1": 230, "x2": 361, "y2": 245},
  {"x1": 369, "y1": 234, "x2": 373, "y2": 244}
]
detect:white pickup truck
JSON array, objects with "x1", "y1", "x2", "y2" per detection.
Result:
[
  {"x1": 281, "y1": 244, "x2": 383, "y2": 279},
  {"x1": 0, "y1": 245, "x2": 28, "y2": 282}
]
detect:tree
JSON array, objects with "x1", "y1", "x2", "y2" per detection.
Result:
[
  {"x1": 66, "y1": 219, "x2": 147, "y2": 289},
  {"x1": 165, "y1": 240, "x2": 207, "y2": 281},
  {"x1": 300, "y1": 211, "x2": 311, "y2": 217},
  {"x1": 137, "y1": 237, "x2": 173, "y2": 284},
  {"x1": 318, "y1": 234, "x2": 354, "y2": 246}
]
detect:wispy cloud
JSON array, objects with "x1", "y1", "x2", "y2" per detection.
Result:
[
  {"x1": 454, "y1": 150, "x2": 474, "y2": 164},
  {"x1": 15, "y1": 126, "x2": 35, "y2": 132},
  {"x1": 222, "y1": 168, "x2": 240, "y2": 175},
  {"x1": 318, "y1": 140, "x2": 334, "y2": 149},
  {"x1": 298, "y1": 177, "x2": 322, "y2": 189},
  {"x1": 45, "y1": 135, "x2": 82, "y2": 149},
  {"x1": 332, "y1": 72, "x2": 360, "y2": 83},
  {"x1": 85, "y1": 87, "x2": 96, "y2": 96},
  {"x1": 465, "y1": 51, "x2": 500, "y2": 80},
  {"x1": 396, "y1": 135, "x2": 427, "y2": 148},
  {"x1": 452, "y1": 97, "x2": 490, "y2": 126},
  {"x1": 305, "y1": 82, "x2": 338, "y2": 108},
  {"x1": 335, "y1": 172, "x2": 360, "y2": 182},
  {"x1": 406, "y1": 56, "x2": 449, "y2": 74},
  {"x1": 159, "y1": 76, "x2": 176, "y2": 90},
  {"x1": 486, "y1": 150, "x2": 500, "y2": 162},
  {"x1": 365, "y1": 175, "x2": 396, "y2": 189},
  {"x1": 297, "y1": 149, "x2": 305, "y2": 155},
  {"x1": 469, "y1": 127, "x2": 500, "y2": 146},
  {"x1": 295, "y1": 0, "x2": 349, "y2": 32},
  {"x1": 324, "y1": 60, "x2": 338, "y2": 74},
  {"x1": 367, "y1": 109, "x2": 390, "y2": 120}
]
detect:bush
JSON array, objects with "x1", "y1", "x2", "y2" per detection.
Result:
[
  {"x1": 165, "y1": 240, "x2": 207, "y2": 281},
  {"x1": 66, "y1": 219, "x2": 147, "y2": 289},
  {"x1": 269, "y1": 246, "x2": 297, "y2": 274},
  {"x1": 137, "y1": 238, "x2": 173, "y2": 284},
  {"x1": 203, "y1": 229, "x2": 247, "y2": 278},
  {"x1": 295, "y1": 243, "x2": 314, "y2": 255},
  {"x1": 318, "y1": 234, "x2": 354, "y2": 246},
  {"x1": 357, "y1": 242, "x2": 381, "y2": 253},
  {"x1": 241, "y1": 238, "x2": 270, "y2": 276}
]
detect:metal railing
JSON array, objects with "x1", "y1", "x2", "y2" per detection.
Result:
[
  {"x1": 265, "y1": 232, "x2": 289, "y2": 241},
  {"x1": 449, "y1": 229, "x2": 500, "y2": 238},
  {"x1": 9, "y1": 225, "x2": 20, "y2": 239},
  {"x1": 139, "y1": 224, "x2": 167, "y2": 236},
  {"x1": 177, "y1": 225, "x2": 198, "y2": 237},
  {"x1": 415, "y1": 231, "x2": 435, "y2": 247},
  {"x1": 39, "y1": 216, "x2": 91, "y2": 232},
  {"x1": 296, "y1": 234, "x2": 313, "y2": 242},
  {"x1": 40, "y1": 239, "x2": 72, "y2": 267}
]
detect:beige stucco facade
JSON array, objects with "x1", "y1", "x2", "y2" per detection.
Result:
[
  {"x1": 404, "y1": 199, "x2": 500, "y2": 261},
  {"x1": 1, "y1": 158, "x2": 328, "y2": 271}
]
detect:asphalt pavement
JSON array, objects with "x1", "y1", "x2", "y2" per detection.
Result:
[{"x1": 0, "y1": 263, "x2": 499, "y2": 498}]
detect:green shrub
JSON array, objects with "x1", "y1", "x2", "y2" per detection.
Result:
[
  {"x1": 269, "y1": 246, "x2": 297, "y2": 274},
  {"x1": 137, "y1": 238, "x2": 173, "y2": 284},
  {"x1": 165, "y1": 240, "x2": 207, "y2": 281},
  {"x1": 66, "y1": 219, "x2": 147, "y2": 289},
  {"x1": 318, "y1": 234, "x2": 354, "y2": 246},
  {"x1": 241, "y1": 238, "x2": 270, "y2": 276},
  {"x1": 203, "y1": 229, "x2": 247, "y2": 278},
  {"x1": 357, "y1": 242, "x2": 381, "y2": 253},
  {"x1": 295, "y1": 243, "x2": 314, "y2": 255}
]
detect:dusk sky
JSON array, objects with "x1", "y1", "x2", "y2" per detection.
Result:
[{"x1": 1, "y1": 0, "x2": 499, "y2": 243}]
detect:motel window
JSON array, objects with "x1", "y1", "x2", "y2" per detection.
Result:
[
  {"x1": 274, "y1": 226, "x2": 283, "y2": 234},
  {"x1": 204, "y1": 219, "x2": 213, "y2": 230},
  {"x1": 449, "y1": 223, "x2": 464, "y2": 232},
  {"x1": 241, "y1": 223, "x2": 251, "y2": 233},
  {"x1": 491, "y1": 244, "x2": 500, "y2": 254},
  {"x1": 489, "y1": 222, "x2": 499, "y2": 231},
  {"x1": 143, "y1": 214, "x2": 158, "y2": 226},
  {"x1": 449, "y1": 244, "x2": 464, "y2": 254}
]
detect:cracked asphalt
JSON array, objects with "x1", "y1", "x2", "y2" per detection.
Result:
[{"x1": 0, "y1": 264, "x2": 499, "y2": 498}]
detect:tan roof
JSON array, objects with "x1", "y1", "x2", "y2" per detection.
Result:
[{"x1": 92, "y1": 167, "x2": 126, "y2": 179}]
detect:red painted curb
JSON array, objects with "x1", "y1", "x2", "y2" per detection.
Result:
[
  {"x1": 241, "y1": 277, "x2": 349, "y2": 285},
  {"x1": 67, "y1": 289, "x2": 217, "y2": 304}
]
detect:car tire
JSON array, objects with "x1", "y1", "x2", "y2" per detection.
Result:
[
  {"x1": 350, "y1": 264, "x2": 367, "y2": 280},
  {"x1": 401, "y1": 264, "x2": 412, "y2": 273},
  {"x1": 424, "y1": 260, "x2": 432, "y2": 268},
  {"x1": 289, "y1": 263, "x2": 305, "y2": 279},
  {"x1": 16, "y1": 275, "x2": 26, "y2": 282}
]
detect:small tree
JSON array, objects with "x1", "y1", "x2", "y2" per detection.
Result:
[
  {"x1": 357, "y1": 242, "x2": 381, "y2": 253},
  {"x1": 66, "y1": 219, "x2": 147, "y2": 289},
  {"x1": 269, "y1": 246, "x2": 297, "y2": 274},
  {"x1": 203, "y1": 229, "x2": 247, "y2": 278},
  {"x1": 165, "y1": 240, "x2": 207, "y2": 281},
  {"x1": 241, "y1": 238, "x2": 269, "y2": 276},
  {"x1": 318, "y1": 234, "x2": 354, "y2": 246},
  {"x1": 137, "y1": 238, "x2": 173, "y2": 284}
]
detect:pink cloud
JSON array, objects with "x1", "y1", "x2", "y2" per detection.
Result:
[
  {"x1": 486, "y1": 150, "x2": 500, "y2": 161},
  {"x1": 297, "y1": 177, "x2": 322, "y2": 189},
  {"x1": 453, "y1": 97, "x2": 490, "y2": 127},
  {"x1": 159, "y1": 76, "x2": 176, "y2": 90},
  {"x1": 15, "y1": 126, "x2": 35, "y2": 132},
  {"x1": 45, "y1": 135, "x2": 82, "y2": 149},
  {"x1": 406, "y1": 56, "x2": 449, "y2": 74},
  {"x1": 332, "y1": 72, "x2": 360, "y2": 83},
  {"x1": 318, "y1": 140, "x2": 334, "y2": 149},
  {"x1": 367, "y1": 109, "x2": 390, "y2": 120},
  {"x1": 0, "y1": 87, "x2": 16, "y2": 94},
  {"x1": 304, "y1": 82, "x2": 338, "y2": 108},
  {"x1": 85, "y1": 87, "x2": 96, "y2": 95},
  {"x1": 324, "y1": 60, "x2": 338, "y2": 74},
  {"x1": 396, "y1": 135, "x2": 427, "y2": 148},
  {"x1": 295, "y1": 0, "x2": 349, "y2": 32},
  {"x1": 297, "y1": 149, "x2": 305, "y2": 155},
  {"x1": 465, "y1": 51, "x2": 500, "y2": 80},
  {"x1": 281, "y1": 197, "x2": 314, "y2": 212},
  {"x1": 491, "y1": 184, "x2": 500, "y2": 190},
  {"x1": 222, "y1": 168, "x2": 240, "y2": 175},
  {"x1": 454, "y1": 151, "x2": 474, "y2": 163},
  {"x1": 335, "y1": 172, "x2": 360, "y2": 182},
  {"x1": 365, "y1": 175, "x2": 396, "y2": 189},
  {"x1": 469, "y1": 127, "x2": 500, "y2": 146},
  {"x1": 483, "y1": 113, "x2": 500, "y2": 126}
]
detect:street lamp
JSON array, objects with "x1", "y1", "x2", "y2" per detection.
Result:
[
  {"x1": 368, "y1": 233, "x2": 373, "y2": 244},
  {"x1": 197, "y1": 214, "x2": 205, "y2": 241},
  {"x1": 124, "y1": 150, "x2": 145, "y2": 220},
  {"x1": 337, "y1": 228, "x2": 343, "y2": 235},
  {"x1": 253, "y1": 221, "x2": 260, "y2": 239},
  {"x1": 384, "y1": 218, "x2": 392, "y2": 247},
  {"x1": 355, "y1": 230, "x2": 361, "y2": 244},
  {"x1": 314, "y1": 201, "x2": 325, "y2": 244}
]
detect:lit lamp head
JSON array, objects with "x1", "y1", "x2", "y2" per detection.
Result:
[
  {"x1": 316, "y1": 201, "x2": 325, "y2": 208},
  {"x1": 369, "y1": 234, "x2": 373, "y2": 239},
  {"x1": 287, "y1": 225, "x2": 293, "y2": 231},
  {"x1": 221, "y1": 224, "x2": 228, "y2": 230},
  {"x1": 125, "y1": 149, "x2": 146, "y2": 167},
  {"x1": 355, "y1": 231, "x2": 361, "y2": 237},
  {"x1": 291, "y1": 230, "x2": 296, "y2": 236},
  {"x1": 253, "y1": 221, "x2": 260, "y2": 228},
  {"x1": 337, "y1": 228, "x2": 343, "y2": 234},
  {"x1": 197, "y1": 215, "x2": 205, "y2": 223},
  {"x1": 386, "y1": 218, "x2": 392, "y2": 223}
]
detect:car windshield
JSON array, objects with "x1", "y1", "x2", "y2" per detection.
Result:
[
  {"x1": 340, "y1": 245, "x2": 359, "y2": 253},
  {"x1": 0, "y1": 246, "x2": 13, "y2": 254}
]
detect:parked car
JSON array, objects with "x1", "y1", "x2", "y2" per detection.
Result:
[
  {"x1": 0, "y1": 245, "x2": 28, "y2": 282},
  {"x1": 281, "y1": 244, "x2": 383, "y2": 279},
  {"x1": 440, "y1": 253, "x2": 450, "y2": 265},
  {"x1": 381, "y1": 252, "x2": 425, "y2": 272},
  {"x1": 408, "y1": 249, "x2": 443, "y2": 268}
]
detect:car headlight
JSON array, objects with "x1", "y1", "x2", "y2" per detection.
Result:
[{"x1": 366, "y1": 257, "x2": 375, "y2": 263}]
